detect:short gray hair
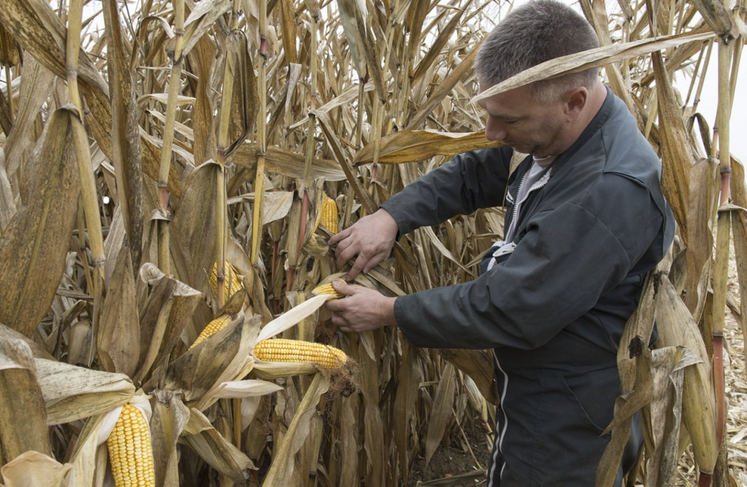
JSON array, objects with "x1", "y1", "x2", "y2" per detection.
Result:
[{"x1": 475, "y1": 0, "x2": 600, "y2": 103}]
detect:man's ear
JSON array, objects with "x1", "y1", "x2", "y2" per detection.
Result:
[{"x1": 565, "y1": 87, "x2": 588, "y2": 121}]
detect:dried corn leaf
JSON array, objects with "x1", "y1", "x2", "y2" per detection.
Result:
[
  {"x1": 0, "y1": 324, "x2": 53, "y2": 360},
  {"x1": 438, "y1": 348, "x2": 498, "y2": 405},
  {"x1": 229, "y1": 143, "x2": 346, "y2": 181},
  {"x1": 150, "y1": 390, "x2": 190, "y2": 487},
  {"x1": 684, "y1": 157, "x2": 719, "y2": 312},
  {"x1": 181, "y1": 0, "x2": 232, "y2": 57},
  {"x1": 644, "y1": 346, "x2": 684, "y2": 487},
  {"x1": 170, "y1": 161, "x2": 221, "y2": 294},
  {"x1": 134, "y1": 263, "x2": 202, "y2": 384},
  {"x1": 0, "y1": 21, "x2": 20, "y2": 67},
  {"x1": 182, "y1": 407, "x2": 254, "y2": 483},
  {"x1": 2, "y1": 57, "x2": 54, "y2": 177},
  {"x1": 354, "y1": 129, "x2": 503, "y2": 165},
  {"x1": 251, "y1": 361, "x2": 318, "y2": 379},
  {"x1": 0, "y1": 159, "x2": 14, "y2": 234},
  {"x1": 0, "y1": 338, "x2": 51, "y2": 463},
  {"x1": 209, "y1": 379, "x2": 283, "y2": 399},
  {"x1": 0, "y1": 108, "x2": 79, "y2": 337},
  {"x1": 474, "y1": 30, "x2": 716, "y2": 102},
  {"x1": 63, "y1": 414, "x2": 105, "y2": 487},
  {"x1": 652, "y1": 50, "x2": 695, "y2": 248},
  {"x1": 255, "y1": 294, "x2": 332, "y2": 343},
  {"x1": 261, "y1": 373, "x2": 330, "y2": 486},
  {"x1": 314, "y1": 109, "x2": 378, "y2": 214},
  {"x1": 168, "y1": 314, "x2": 259, "y2": 408},
  {"x1": 34, "y1": 358, "x2": 134, "y2": 425},
  {"x1": 654, "y1": 275, "x2": 718, "y2": 474},
  {"x1": 0, "y1": 0, "x2": 118, "y2": 172},
  {"x1": 97, "y1": 243, "x2": 139, "y2": 377},
  {"x1": 227, "y1": 191, "x2": 294, "y2": 224},
  {"x1": 596, "y1": 271, "x2": 657, "y2": 487},
  {"x1": 411, "y1": 6, "x2": 467, "y2": 84},
  {"x1": 407, "y1": 45, "x2": 481, "y2": 130},
  {"x1": 0, "y1": 451, "x2": 70, "y2": 487},
  {"x1": 102, "y1": 0, "x2": 145, "y2": 271},
  {"x1": 339, "y1": 392, "x2": 360, "y2": 486},
  {"x1": 0, "y1": 0, "x2": 107, "y2": 93},
  {"x1": 358, "y1": 336, "x2": 385, "y2": 487},
  {"x1": 394, "y1": 341, "x2": 420, "y2": 482},
  {"x1": 190, "y1": 35, "x2": 218, "y2": 166},
  {"x1": 425, "y1": 363, "x2": 456, "y2": 467}
]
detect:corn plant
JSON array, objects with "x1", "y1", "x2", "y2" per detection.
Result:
[{"x1": 0, "y1": 0, "x2": 744, "y2": 485}]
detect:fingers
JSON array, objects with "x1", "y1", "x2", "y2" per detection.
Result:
[{"x1": 326, "y1": 226, "x2": 351, "y2": 246}]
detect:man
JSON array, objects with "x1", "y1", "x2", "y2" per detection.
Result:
[{"x1": 326, "y1": 1, "x2": 674, "y2": 485}]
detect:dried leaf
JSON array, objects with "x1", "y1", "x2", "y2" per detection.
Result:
[
  {"x1": 425, "y1": 363, "x2": 456, "y2": 467},
  {"x1": 150, "y1": 390, "x2": 190, "y2": 487},
  {"x1": 473, "y1": 30, "x2": 716, "y2": 102},
  {"x1": 0, "y1": 451, "x2": 69, "y2": 487},
  {"x1": 0, "y1": 338, "x2": 51, "y2": 462},
  {"x1": 2, "y1": 57, "x2": 54, "y2": 177},
  {"x1": 182, "y1": 408, "x2": 254, "y2": 482},
  {"x1": 35, "y1": 358, "x2": 134, "y2": 425},
  {"x1": 0, "y1": 108, "x2": 80, "y2": 337},
  {"x1": 261, "y1": 373, "x2": 330, "y2": 485},
  {"x1": 354, "y1": 129, "x2": 503, "y2": 165},
  {"x1": 97, "y1": 242, "x2": 140, "y2": 377}
]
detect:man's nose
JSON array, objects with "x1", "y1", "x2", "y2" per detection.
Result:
[{"x1": 485, "y1": 118, "x2": 507, "y2": 141}]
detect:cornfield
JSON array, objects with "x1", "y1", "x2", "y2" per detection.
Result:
[{"x1": 0, "y1": 0, "x2": 745, "y2": 484}]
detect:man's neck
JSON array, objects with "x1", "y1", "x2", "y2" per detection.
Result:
[{"x1": 549, "y1": 83, "x2": 608, "y2": 157}]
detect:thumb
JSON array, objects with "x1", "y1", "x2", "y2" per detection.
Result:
[{"x1": 331, "y1": 279, "x2": 359, "y2": 297}]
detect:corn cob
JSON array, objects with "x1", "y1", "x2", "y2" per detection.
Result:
[
  {"x1": 210, "y1": 260, "x2": 248, "y2": 307},
  {"x1": 254, "y1": 338, "x2": 349, "y2": 370},
  {"x1": 189, "y1": 314, "x2": 233, "y2": 349},
  {"x1": 311, "y1": 280, "x2": 346, "y2": 299},
  {"x1": 318, "y1": 193, "x2": 339, "y2": 234},
  {"x1": 106, "y1": 404, "x2": 155, "y2": 487}
]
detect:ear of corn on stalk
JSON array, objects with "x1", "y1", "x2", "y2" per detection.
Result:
[
  {"x1": 254, "y1": 338, "x2": 349, "y2": 370},
  {"x1": 318, "y1": 193, "x2": 339, "y2": 234},
  {"x1": 106, "y1": 404, "x2": 155, "y2": 487},
  {"x1": 190, "y1": 314, "x2": 234, "y2": 349},
  {"x1": 210, "y1": 260, "x2": 248, "y2": 307}
]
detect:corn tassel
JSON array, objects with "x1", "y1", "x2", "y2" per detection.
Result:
[
  {"x1": 254, "y1": 338, "x2": 349, "y2": 370},
  {"x1": 190, "y1": 314, "x2": 233, "y2": 349},
  {"x1": 210, "y1": 260, "x2": 248, "y2": 307},
  {"x1": 106, "y1": 404, "x2": 155, "y2": 487}
]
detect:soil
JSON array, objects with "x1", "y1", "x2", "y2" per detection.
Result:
[{"x1": 410, "y1": 414, "x2": 493, "y2": 486}]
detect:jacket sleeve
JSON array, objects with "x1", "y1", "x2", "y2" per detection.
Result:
[
  {"x1": 394, "y1": 173, "x2": 664, "y2": 350},
  {"x1": 380, "y1": 146, "x2": 513, "y2": 236}
]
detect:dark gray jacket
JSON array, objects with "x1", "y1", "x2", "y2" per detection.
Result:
[
  {"x1": 380, "y1": 88, "x2": 674, "y2": 485},
  {"x1": 382, "y1": 87, "x2": 673, "y2": 362}
]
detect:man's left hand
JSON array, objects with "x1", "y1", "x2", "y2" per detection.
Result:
[{"x1": 325, "y1": 281, "x2": 397, "y2": 333}]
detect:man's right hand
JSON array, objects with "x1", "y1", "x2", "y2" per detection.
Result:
[{"x1": 327, "y1": 208, "x2": 398, "y2": 281}]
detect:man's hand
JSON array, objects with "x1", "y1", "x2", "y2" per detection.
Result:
[
  {"x1": 327, "y1": 208, "x2": 398, "y2": 280},
  {"x1": 325, "y1": 281, "x2": 397, "y2": 333}
]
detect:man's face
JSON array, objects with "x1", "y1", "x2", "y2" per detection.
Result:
[{"x1": 477, "y1": 83, "x2": 568, "y2": 158}]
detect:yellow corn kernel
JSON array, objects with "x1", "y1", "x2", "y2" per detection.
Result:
[
  {"x1": 210, "y1": 260, "x2": 248, "y2": 307},
  {"x1": 311, "y1": 280, "x2": 346, "y2": 299},
  {"x1": 189, "y1": 314, "x2": 233, "y2": 349},
  {"x1": 254, "y1": 338, "x2": 349, "y2": 370},
  {"x1": 318, "y1": 193, "x2": 339, "y2": 234},
  {"x1": 106, "y1": 404, "x2": 155, "y2": 487}
]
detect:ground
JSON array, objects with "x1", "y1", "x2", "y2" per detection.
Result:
[{"x1": 411, "y1": 414, "x2": 492, "y2": 486}]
